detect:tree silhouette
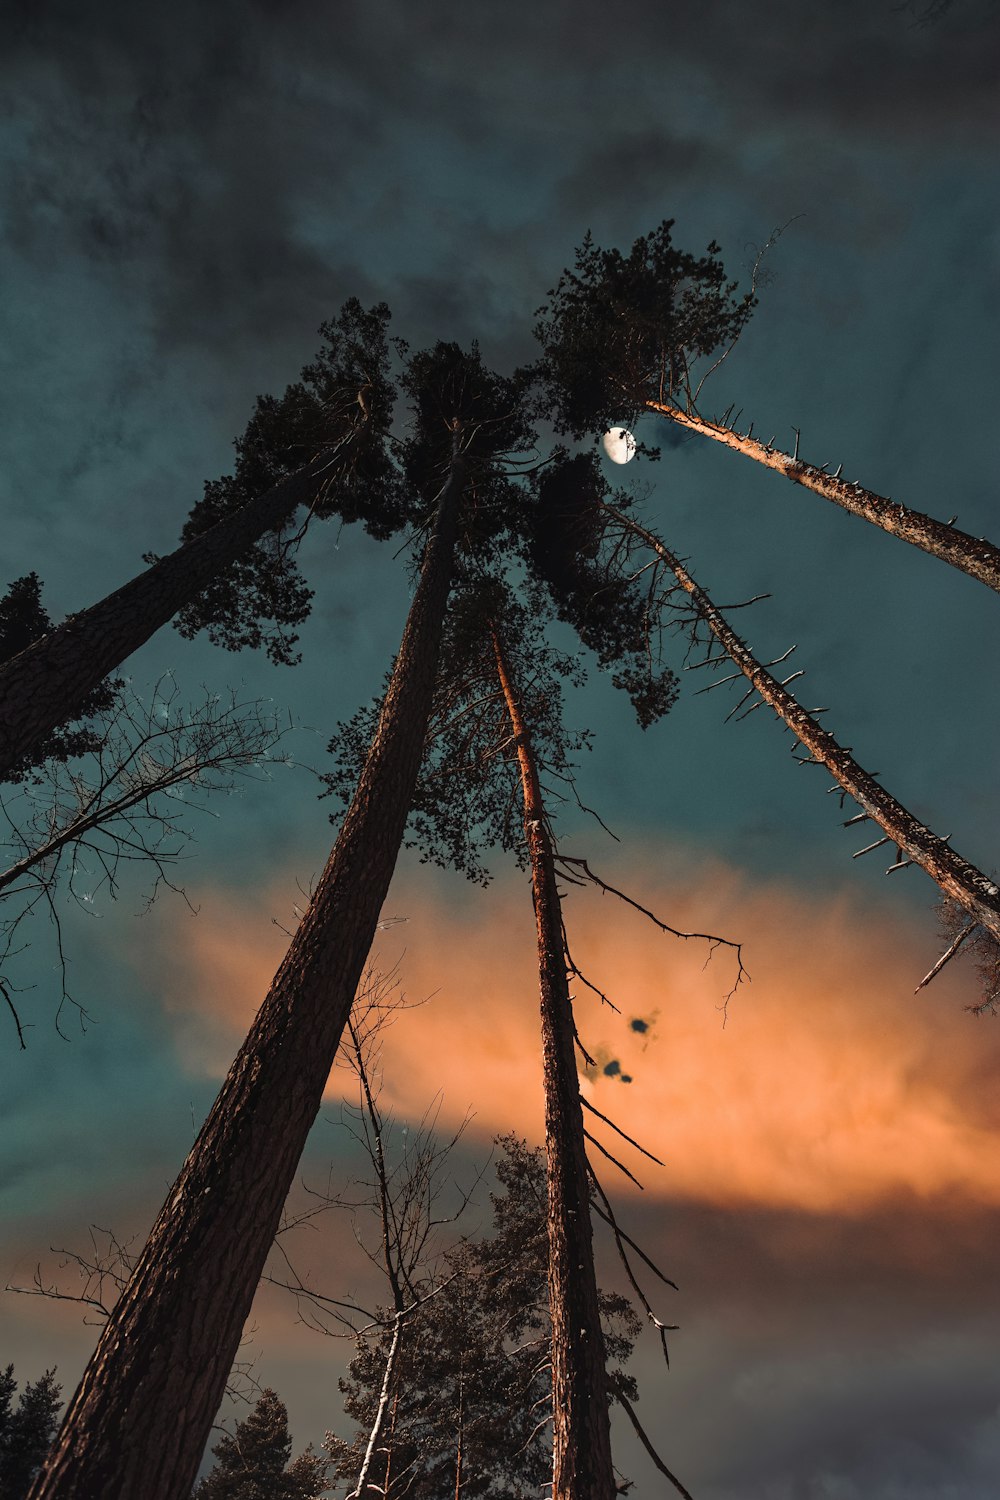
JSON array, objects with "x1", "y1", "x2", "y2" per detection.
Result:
[
  {"x1": 0, "y1": 299, "x2": 404, "y2": 782},
  {"x1": 0, "y1": 575, "x2": 118, "y2": 784},
  {"x1": 328, "y1": 579, "x2": 708, "y2": 1498},
  {"x1": 526, "y1": 451, "x2": 1000, "y2": 1000},
  {"x1": 29, "y1": 341, "x2": 535, "y2": 1500},
  {"x1": 0, "y1": 1365, "x2": 62, "y2": 1500},
  {"x1": 194, "y1": 1390, "x2": 325, "y2": 1500},
  {"x1": 326, "y1": 1137, "x2": 642, "y2": 1500},
  {"x1": 531, "y1": 222, "x2": 1000, "y2": 593}
]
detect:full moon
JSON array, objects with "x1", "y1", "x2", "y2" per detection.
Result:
[{"x1": 601, "y1": 427, "x2": 636, "y2": 465}]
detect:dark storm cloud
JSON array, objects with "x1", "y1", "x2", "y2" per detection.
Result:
[
  {"x1": 617, "y1": 1194, "x2": 1000, "y2": 1497},
  {"x1": 5, "y1": 0, "x2": 996, "y2": 380},
  {"x1": 1, "y1": 3, "x2": 386, "y2": 365}
]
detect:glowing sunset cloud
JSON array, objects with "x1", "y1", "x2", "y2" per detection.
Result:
[{"x1": 150, "y1": 854, "x2": 1000, "y2": 1216}]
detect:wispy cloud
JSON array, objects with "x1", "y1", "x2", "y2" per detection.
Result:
[{"x1": 149, "y1": 850, "x2": 1000, "y2": 1216}]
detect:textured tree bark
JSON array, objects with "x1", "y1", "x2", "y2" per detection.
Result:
[
  {"x1": 492, "y1": 626, "x2": 617, "y2": 1500},
  {"x1": 29, "y1": 454, "x2": 466, "y2": 1500},
  {"x1": 0, "y1": 450, "x2": 334, "y2": 781},
  {"x1": 645, "y1": 401, "x2": 1000, "y2": 596},
  {"x1": 610, "y1": 503, "x2": 1000, "y2": 946}
]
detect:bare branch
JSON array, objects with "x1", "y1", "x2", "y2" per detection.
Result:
[
  {"x1": 580, "y1": 1097, "x2": 664, "y2": 1167},
  {"x1": 615, "y1": 1391, "x2": 695, "y2": 1500},
  {"x1": 0, "y1": 675, "x2": 292, "y2": 1043}
]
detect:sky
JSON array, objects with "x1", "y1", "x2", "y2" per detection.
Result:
[{"x1": 1, "y1": 0, "x2": 999, "y2": 1494}]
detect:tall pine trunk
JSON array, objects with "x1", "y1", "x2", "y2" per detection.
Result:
[
  {"x1": 29, "y1": 453, "x2": 466, "y2": 1500},
  {"x1": 608, "y1": 502, "x2": 1000, "y2": 946},
  {"x1": 644, "y1": 401, "x2": 1000, "y2": 595},
  {"x1": 0, "y1": 451, "x2": 333, "y2": 781},
  {"x1": 492, "y1": 625, "x2": 617, "y2": 1500}
]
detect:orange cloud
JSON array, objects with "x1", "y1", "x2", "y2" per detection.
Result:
[{"x1": 150, "y1": 852, "x2": 1000, "y2": 1217}]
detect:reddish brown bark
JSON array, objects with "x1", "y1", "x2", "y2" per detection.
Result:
[
  {"x1": 29, "y1": 455, "x2": 466, "y2": 1500},
  {"x1": 645, "y1": 401, "x2": 1000, "y2": 596},
  {"x1": 0, "y1": 451, "x2": 333, "y2": 781},
  {"x1": 492, "y1": 625, "x2": 616, "y2": 1500},
  {"x1": 609, "y1": 503, "x2": 1000, "y2": 946}
]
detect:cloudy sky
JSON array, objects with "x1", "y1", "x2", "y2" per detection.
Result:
[{"x1": 2, "y1": 0, "x2": 999, "y2": 1494}]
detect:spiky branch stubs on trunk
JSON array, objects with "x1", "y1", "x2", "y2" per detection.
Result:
[
  {"x1": 526, "y1": 451, "x2": 1000, "y2": 999},
  {"x1": 532, "y1": 224, "x2": 1000, "y2": 594},
  {"x1": 327, "y1": 583, "x2": 704, "y2": 1498},
  {"x1": 614, "y1": 507, "x2": 1000, "y2": 958},
  {"x1": 31, "y1": 338, "x2": 531, "y2": 1500},
  {"x1": 642, "y1": 402, "x2": 1000, "y2": 596},
  {"x1": 491, "y1": 622, "x2": 617, "y2": 1500}
]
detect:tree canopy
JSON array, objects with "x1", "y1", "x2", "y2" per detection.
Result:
[
  {"x1": 0, "y1": 1363, "x2": 62, "y2": 1500},
  {"x1": 530, "y1": 220, "x2": 754, "y2": 437},
  {"x1": 0, "y1": 576, "x2": 118, "y2": 784},
  {"x1": 325, "y1": 1136, "x2": 640, "y2": 1500},
  {"x1": 194, "y1": 1389, "x2": 326, "y2": 1500}
]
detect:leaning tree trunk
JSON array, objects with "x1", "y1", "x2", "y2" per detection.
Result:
[
  {"x1": 644, "y1": 400, "x2": 1000, "y2": 596},
  {"x1": 0, "y1": 445, "x2": 342, "y2": 782},
  {"x1": 29, "y1": 452, "x2": 466, "y2": 1500},
  {"x1": 607, "y1": 502, "x2": 1000, "y2": 947},
  {"x1": 492, "y1": 625, "x2": 617, "y2": 1500}
]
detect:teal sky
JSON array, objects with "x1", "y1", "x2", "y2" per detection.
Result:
[{"x1": 2, "y1": 1, "x2": 1000, "y2": 1493}]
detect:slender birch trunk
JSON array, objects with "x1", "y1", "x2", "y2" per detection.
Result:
[
  {"x1": 644, "y1": 401, "x2": 1000, "y2": 596},
  {"x1": 453, "y1": 1369, "x2": 464, "y2": 1500},
  {"x1": 383, "y1": 1390, "x2": 400, "y2": 1500},
  {"x1": 608, "y1": 503, "x2": 1000, "y2": 946},
  {"x1": 0, "y1": 448, "x2": 337, "y2": 781},
  {"x1": 29, "y1": 451, "x2": 466, "y2": 1500},
  {"x1": 349, "y1": 1315, "x2": 404, "y2": 1500},
  {"x1": 492, "y1": 624, "x2": 617, "y2": 1500}
]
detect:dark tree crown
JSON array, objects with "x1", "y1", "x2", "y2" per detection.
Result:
[
  {"x1": 170, "y1": 299, "x2": 408, "y2": 666},
  {"x1": 398, "y1": 340, "x2": 537, "y2": 562},
  {"x1": 194, "y1": 1389, "x2": 325, "y2": 1499},
  {"x1": 0, "y1": 575, "x2": 119, "y2": 783},
  {"x1": 524, "y1": 452, "x2": 679, "y2": 729},
  {"x1": 529, "y1": 220, "x2": 754, "y2": 438},
  {"x1": 322, "y1": 574, "x2": 587, "y2": 885},
  {"x1": 326, "y1": 1136, "x2": 639, "y2": 1500},
  {"x1": 171, "y1": 324, "x2": 537, "y2": 667},
  {"x1": 0, "y1": 1363, "x2": 63, "y2": 1500}
]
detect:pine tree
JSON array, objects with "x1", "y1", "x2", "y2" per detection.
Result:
[
  {"x1": 327, "y1": 580, "x2": 669, "y2": 1500},
  {"x1": 491, "y1": 621, "x2": 616, "y2": 1500},
  {"x1": 0, "y1": 575, "x2": 118, "y2": 783},
  {"x1": 0, "y1": 1368, "x2": 15, "y2": 1446},
  {"x1": 526, "y1": 451, "x2": 1000, "y2": 989},
  {"x1": 31, "y1": 343, "x2": 536, "y2": 1500},
  {"x1": 195, "y1": 1390, "x2": 325, "y2": 1500},
  {"x1": 531, "y1": 221, "x2": 1000, "y2": 594},
  {"x1": 0, "y1": 1367, "x2": 62, "y2": 1500},
  {"x1": 0, "y1": 299, "x2": 404, "y2": 782},
  {"x1": 325, "y1": 1137, "x2": 640, "y2": 1500}
]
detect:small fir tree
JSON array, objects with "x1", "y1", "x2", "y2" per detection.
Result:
[
  {"x1": 325, "y1": 1137, "x2": 640, "y2": 1500},
  {"x1": 195, "y1": 1389, "x2": 326, "y2": 1500},
  {"x1": 0, "y1": 1365, "x2": 62, "y2": 1500}
]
